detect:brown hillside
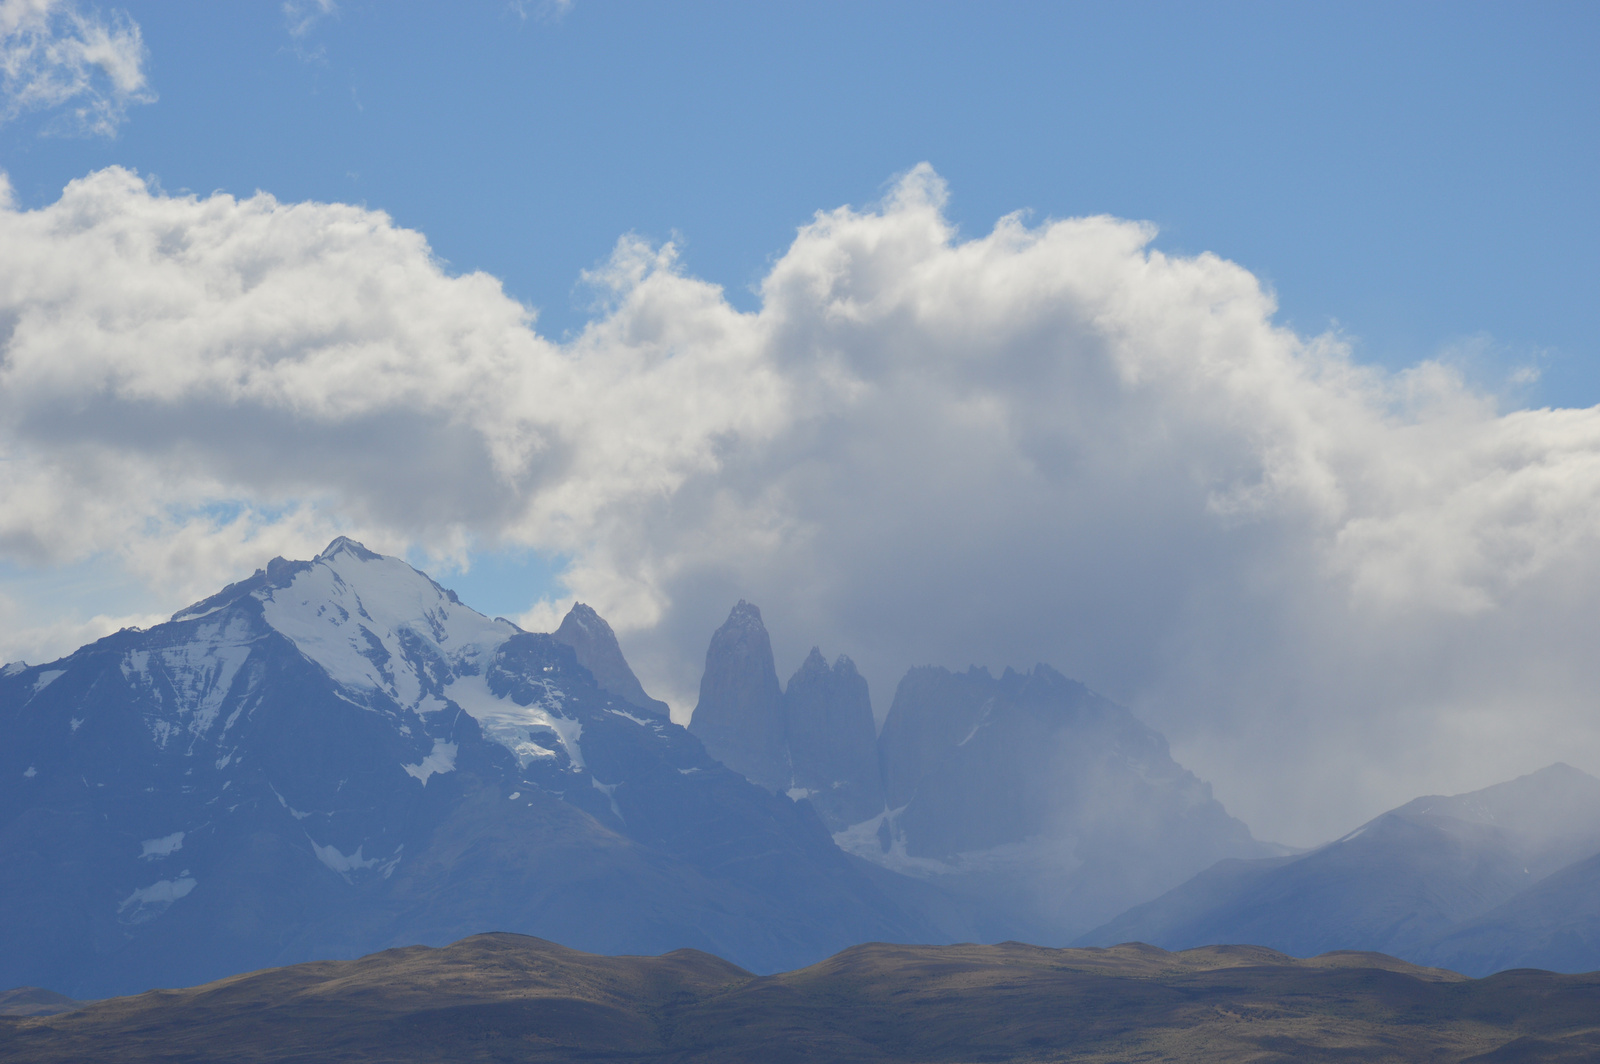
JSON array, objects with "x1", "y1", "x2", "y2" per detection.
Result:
[{"x1": 4, "y1": 933, "x2": 1599, "y2": 1062}]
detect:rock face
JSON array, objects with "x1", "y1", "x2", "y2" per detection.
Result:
[
  {"x1": 552, "y1": 603, "x2": 669, "y2": 719},
  {"x1": 1080, "y1": 763, "x2": 1600, "y2": 974},
  {"x1": 839, "y1": 663, "x2": 1271, "y2": 942},
  {"x1": 686, "y1": 607, "x2": 883, "y2": 831},
  {"x1": 782, "y1": 649, "x2": 883, "y2": 830},
  {"x1": 877, "y1": 666, "x2": 997, "y2": 811},
  {"x1": 687, "y1": 603, "x2": 789, "y2": 794},
  {"x1": 0, "y1": 541, "x2": 936, "y2": 998}
]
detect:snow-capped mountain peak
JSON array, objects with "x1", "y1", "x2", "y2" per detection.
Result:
[
  {"x1": 2, "y1": 545, "x2": 929, "y2": 997},
  {"x1": 256, "y1": 539, "x2": 516, "y2": 711}
]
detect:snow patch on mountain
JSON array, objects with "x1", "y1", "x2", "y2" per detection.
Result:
[
  {"x1": 162, "y1": 637, "x2": 253, "y2": 735},
  {"x1": 402, "y1": 739, "x2": 457, "y2": 784},
  {"x1": 269, "y1": 785, "x2": 313, "y2": 820},
  {"x1": 115, "y1": 615, "x2": 262, "y2": 747},
  {"x1": 592, "y1": 777, "x2": 623, "y2": 821},
  {"x1": 835, "y1": 807, "x2": 1089, "y2": 881},
  {"x1": 309, "y1": 839, "x2": 400, "y2": 881},
  {"x1": 139, "y1": 832, "x2": 184, "y2": 859},
  {"x1": 118, "y1": 878, "x2": 196, "y2": 923},
  {"x1": 834, "y1": 809, "x2": 955, "y2": 877}
]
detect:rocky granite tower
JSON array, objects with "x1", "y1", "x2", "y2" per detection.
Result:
[
  {"x1": 687, "y1": 602, "x2": 790, "y2": 794},
  {"x1": 552, "y1": 603, "x2": 669, "y2": 718},
  {"x1": 783, "y1": 649, "x2": 884, "y2": 829}
]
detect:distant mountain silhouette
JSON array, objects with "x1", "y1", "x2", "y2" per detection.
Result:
[{"x1": 1081, "y1": 763, "x2": 1600, "y2": 975}]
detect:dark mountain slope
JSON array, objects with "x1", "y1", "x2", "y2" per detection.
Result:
[
  {"x1": 1081, "y1": 763, "x2": 1600, "y2": 965},
  {"x1": 0, "y1": 541, "x2": 936, "y2": 997},
  {"x1": 877, "y1": 664, "x2": 996, "y2": 810},
  {"x1": 1421, "y1": 848, "x2": 1600, "y2": 975}
]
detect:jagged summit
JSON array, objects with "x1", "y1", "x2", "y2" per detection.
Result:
[
  {"x1": 315, "y1": 536, "x2": 383, "y2": 563},
  {"x1": 782, "y1": 646, "x2": 883, "y2": 828},
  {"x1": 167, "y1": 537, "x2": 465, "y2": 627},
  {"x1": 252, "y1": 540, "x2": 512, "y2": 710},
  {"x1": 553, "y1": 603, "x2": 669, "y2": 718},
  {"x1": 723, "y1": 601, "x2": 769, "y2": 637},
  {"x1": 791, "y1": 648, "x2": 861, "y2": 679},
  {"x1": 792, "y1": 647, "x2": 829, "y2": 679},
  {"x1": 688, "y1": 601, "x2": 789, "y2": 793},
  {"x1": 560, "y1": 602, "x2": 607, "y2": 636}
]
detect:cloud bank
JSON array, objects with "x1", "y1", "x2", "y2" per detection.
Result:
[
  {"x1": 2, "y1": 163, "x2": 1599, "y2": 843},
  {"x1": 0, "y1": 0, "x2": 153, "y2": 135}
]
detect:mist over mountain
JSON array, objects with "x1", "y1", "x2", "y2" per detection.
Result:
[
  {"x1": 686, "y1": 603, "x2": 1275, "y2": 941},
  {"x1": 0, "y1": 541, "x2": 933, "y2": 997},
  {"x1": 1081, "y1": 763, "x2": 1600, "y2": 974},
  {"x1": 867, "y1": 663, "x2": 1277, "y2": 939}
]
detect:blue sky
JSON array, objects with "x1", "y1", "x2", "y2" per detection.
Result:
[{"x1": 2, "y1": 1, "x2": 1599, "y2": 842}]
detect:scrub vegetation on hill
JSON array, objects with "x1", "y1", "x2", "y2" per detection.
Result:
[{"x1": 5, "y1": 933, "x2": 1600, "y2": 1063}]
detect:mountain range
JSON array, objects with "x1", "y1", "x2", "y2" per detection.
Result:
[
  {"x1": 7, "y1": 537, "x2": 1600, "y2": 1002},
  {"x1": 689, "y1": 602, "x2": 1277, "y2": 941},
  {"x1": 0, "y1": 539, "x2": 932, "y2": 997}
]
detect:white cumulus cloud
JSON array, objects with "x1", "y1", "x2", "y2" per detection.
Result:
[
  {"x1": 0, "y1": 0, "x2": 153, "y2": 135},
  {"x1": 2, "y1": 162, "x2": 1600, "y2": 844}
]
